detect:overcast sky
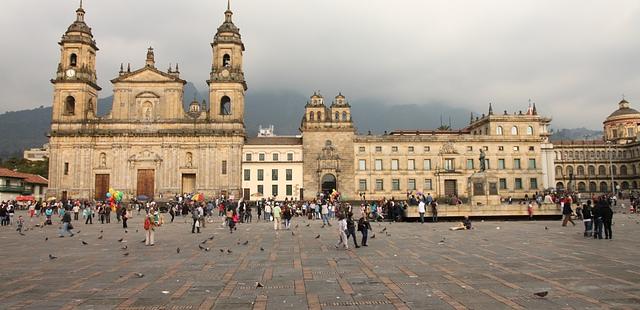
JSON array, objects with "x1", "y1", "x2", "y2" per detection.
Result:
[{"x1": 1, "y1": 0, "x2": 639, "y2": 129}]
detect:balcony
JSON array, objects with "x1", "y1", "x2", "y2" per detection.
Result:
[{"x1": 0, "y1": 185, "x2": 26, "y2": 193}]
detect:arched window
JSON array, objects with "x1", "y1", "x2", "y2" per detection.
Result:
[
  {"x1": 612, "y1": 165, "x2": 617, "y2": 175},
  {"x1": 589, "y1": 182, "x2": 597, "y2": 192},
  {"x1": 622, "y1": 181, "x2": 629, "y2": 190},
  {"x1": 70, "y1": 53, "x2": 77, "y2": 67},
  {"x1": 633, "y1": 165, "x2": 638, "y2": 175},
  {"x1": 220, "y1": 96, "x2": 231, "y2": 115},
  {"x1": 598, "y1": 165, "x2": 606, "y2": 175},
  {"x1": 309, "y1": 111, "x2": 314, "y2": 121},
  {"x1": 511, "y1": 126, "x2": 518, "y2": 135},
  {"x1": 577, "y1": 165, "x2": 585, "y2": 176},
  {"x1": 64, "y1": 96, "x2": 75, "y2": 115},
  {"x1": 317, "y1": 111, "x2": 322, "y2": 121},
  {"x1": 600, "y1": 182, "x2": 608, "y2": 193},
  {"x1": 578, "y1": 182, "x2": 586, "y2": 192},
  {"x1": 620, "y1": 165, "x2": 628, "y2": 175},
  {"x1": 556, "y1": 182, "x2": 564, "y2": 190},
  {"x1": 566, "y1": 165, "x2": 574, "y2": 176},
  {"x1": 496, "y1": 126, "x2": 503, "y2": 135},
  {"x1": 588, "y1": 165, "x2": 595, "y2": 176},
  {"x1": 222, "y1": 54, "x2": 231, "y2": 67},
  {"x1": 342, "y1": 111, "x2": 348, "y2": 121},
  {"x1": 555, "y1": 166, "x2": 563, "y2": 176},
  {"x1": 335, "y1": 112, "x2": 340, "y2": 121},
  {"x1": 526, "y1": 126, "x2": 533, "y2": 135}
]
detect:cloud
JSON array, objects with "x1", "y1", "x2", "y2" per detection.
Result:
[{"x1": 1, "y1": 0, "x2": 639, "y2": 129}]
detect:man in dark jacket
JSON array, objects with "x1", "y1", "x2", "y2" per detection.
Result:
[
  {"x1": 592, "y1": 198, "x2": 605, "y2": 239},
  {"x1": 582, "y1": 201, "x2": 593, "y2": 237},
  {"x1": 59, "y1": 211, "x2": 74, "y2": 237},
  {"x1": 345, "y1": 212, "x2": 360, "y2": 248},
  {"x1": 602, "y1": 201, "x2": 614, "y2": 239}
]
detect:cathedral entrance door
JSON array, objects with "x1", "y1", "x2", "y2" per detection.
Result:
[
  {"x1": 95, "y1": 174, "x2": 110, "y2": 200},
  {"x1": 137, "y1": 169, "x2": 155, "y2": 199},
  {"x1": 181, "y1": 174, "x2": 196, "y2": 194},
  {"x1": 321, "y1": 174, "x2": 337, "y2": 196}
]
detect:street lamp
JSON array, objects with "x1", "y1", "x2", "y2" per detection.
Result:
[{"x1": 606, "y1": 140, "x2": 616, "y2": 196}]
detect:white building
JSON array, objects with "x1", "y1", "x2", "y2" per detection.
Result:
[
  {"x1": 242, "y1": 135, "x2": 304, "y2": 201},
  {"x1": 23, "y1": 144, "x2": 50, "y2": 162}
]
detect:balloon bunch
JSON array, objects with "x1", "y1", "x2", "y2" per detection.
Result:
[
  {"x1": 330, "y1": 189, "x2": 341, "y2": 202},
  {"x1": 106, "y1": 188, "x2": 124, "y2": 211},
  {"x1": 193, "y1": 193, "x2": 205, "y2": 202}
]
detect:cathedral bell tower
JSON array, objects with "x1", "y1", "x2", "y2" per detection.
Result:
[
  {"x1": 207, "y1": 1, "x2": 247, "y2": 129},
  {"x1": 51, "y1": 1, "x2": 100, "y2": 123}
]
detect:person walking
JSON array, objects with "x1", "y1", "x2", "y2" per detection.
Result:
[
  {"x1": 58, "y1": 211, "x2": 74, "y2": 238},
  {"x1": 602, "y1": 200, "x2": 613, "y2": 239},
  {"x1": 561, "y1": 197, "x2": 576, "y2": 226},
  {"x1": 345, "y1": 212, "x2": 360, "y2": 248},
  {"x1": 582, "y1": 201, "x2": 593, "y2": 237},
  {"x1": 418, "y1": 199, "x2": 426, "y2": 224},
  {"x1": 83, "y1": 204, "x2": 93, "y2": 224},
  {"x1": 228, "y1": 209, "x2": 237, "y2": 233},
  {"x1": 357, "y1": 215, "x2": 372, "y2": 246},
  {"x1": 144, "y1": 208, "x2": 159, "y2": 246},
  {"x1": 72, "y1": 203, "x2": 80, "y2": 221},
  {"x1": 272, "y1": 203, "x2": 282, "y2": 230},
  {"x1": 334, "y1": 214, "x2": 348, "y2": 250},
  {"x1": 191, "y1": 206, "x2": 201, "y2": 234},
  {"x1": 431, "y1": 200, "x2": 438, "y2": 223},
  {"x1": 265, "y1": 203, "x2": 272, "y2": 222},
  {"x1": 321, "y1": 202, "x2": 331, "y2": 228},
  {"x1": 283, "y1": 206, "x2": 292, "y2": 229}
]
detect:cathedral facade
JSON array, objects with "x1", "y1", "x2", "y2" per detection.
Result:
[{"x1": 48, "y1": 4, "x2": 246, "y2": 200}]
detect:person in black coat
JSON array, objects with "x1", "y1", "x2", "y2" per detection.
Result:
[
  {"x1": 602, "y1": 201, "x2": 614, "y2": 239},
  {"x1": 346, "y1": 212, "x2": 360, "y2": 248},
  {"x1": 592, "y1": 198, "x2": 605, "y2": 239}
]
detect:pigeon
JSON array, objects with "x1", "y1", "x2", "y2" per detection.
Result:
[
  {"x1": 544, "y1": 226, "x2": 548, "y2": 230},
  {"x1": 201, "y1": 240, "x2": 208, "y2": 244},
  {"x1": 121, "y1": 245, "x2": 128, "y2": 250},
  {"x1": 534, "y1": 291, "x2": 548, "y2": 298},
  {"x1": 204, "y1": 247, "x2": 211, "y2": 252},
  {"x1": 100, "y1": 229, "x2": 103, "y2": 233},
  {"x1": 227, "y1": 249, "x2": 232, "y2": 254},
  {"x1": 208, "y1": 236, "x2": 215, "y2": 240},
  {"x1": 256, "y1": 282, "x2": 264, "y2": 288},
  {"x1": 123, "y1": 252, "x2": 129, "y2": 256},
  {"x1": 260, "y1": 247, "x2": 264, "y2": 251},
  {"x1": 292, "y1": 231, "x2": 296, "y2": 236},
  {"x1": 243, "y1": 240, "x2": 249, "y2": 246},
  {"x1": 45, "y1": 237, "x2": 48, "y2": 241},
  {"x1": 118, "y1": 238, "x2": 124, "y2": 242},
  {"x1": 124, "y1": 230, "x2": 128, "y2": 234},
  {"x1": 177, "y1": 247, "x2": 181, "y2": 254},
  {"x1": 81, "y1": 241, "x2": 88, "y2": 245},
  {"x1": 140, "y1": 240, "x2": 146, "y2": 243},
  {"x1": 381, "y1": 227, "x2": 387, "y2": 232},
  {"x1": 134, "y1": 273, "x2": 144, "y2": 278},
  {"x1": 75, "y1": 230, "x2": 81, "y2": 234},
  {"x1": 199, "y1": 245, "x2": 205, "y2": 250},
  {"x1": 306, "y1": 223, "x2": 310, "y2": 227},
  {"x1": 315, "y1": 234, "x2": 320, "y2": 239},
  {"x1": 98, "y1": 235, "x2": 103, "y2": 240},
  {"x1": 19, "y1": 232, "x2": 25, "y2": 236},
  {"x1": 49, "y1": 254, "x2": 57, "y2": 260},
  {"x1": 237, "y1": 241, "x2": 240, "y2": 245},
  {"x1": 136, "y1": 229, "x2": 139, "y2": 233},
  {"x1": 219, "y1": 249, "x2": 224, "y2": 253},
  {"x1": 386, "y1": 233, "x2": 391, "y2": 237},
  {"x1": 371, "y1": 234, "x2": 376, "y2": 239}
]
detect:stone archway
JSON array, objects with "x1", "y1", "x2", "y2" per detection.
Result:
[{"x1": 321, "y1": 174, "x2": 337, "y2": 195}]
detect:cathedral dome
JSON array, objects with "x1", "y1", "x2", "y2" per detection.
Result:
[
  {"x1": 606, "y1": 99, "x2": 640, "y2": 121},
  {"x1": 65, "y1": 4, "x2": 93, "y2": 36}
]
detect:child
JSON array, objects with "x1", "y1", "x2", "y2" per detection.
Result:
[
  {"x1": 334, "y1": 214, "x2": 348, "y2": 250},
  {"x1": 16, "y1": 215, "x2": 25, "y2": 233}
]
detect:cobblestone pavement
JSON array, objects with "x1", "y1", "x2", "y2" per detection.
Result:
[{"x1": 1, "y1": 211, "x2": 640, "y2": 310}]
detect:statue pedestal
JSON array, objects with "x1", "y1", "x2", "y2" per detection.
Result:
[{"x1": 469, "y1": 172, "x2": 501, "y2": 206}]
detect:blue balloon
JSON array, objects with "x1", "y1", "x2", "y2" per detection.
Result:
[{"x1": 106, "y1": 192, "x2": 112, "y2": 198}]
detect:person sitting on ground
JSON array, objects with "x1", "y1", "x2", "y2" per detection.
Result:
[{"x1": 450, "y1": 216, "x2": 472, "y2": 231}]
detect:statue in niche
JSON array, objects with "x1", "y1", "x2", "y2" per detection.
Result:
[
  {"x1": 186, "y1": 152, "x2": 193, "y2": 168},
  {"x1": 99, "y1": 153, "x2": 106, "y2": 167}
]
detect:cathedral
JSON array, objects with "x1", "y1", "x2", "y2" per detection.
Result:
[
  {"x1": 50, "y1": 3, "x2": 614, "y2": 203},
  {"x1": 48, "y1": 3, "x2": 246, "y2": 200}
]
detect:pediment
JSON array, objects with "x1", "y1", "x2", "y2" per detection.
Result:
[{"x1": 111, "y1": 67, "x2": 186, "y2": 84}]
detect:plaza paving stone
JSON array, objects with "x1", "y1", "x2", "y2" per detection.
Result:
[{"x1": 1, "y1": 210, "x2": 640, "y2": 309}]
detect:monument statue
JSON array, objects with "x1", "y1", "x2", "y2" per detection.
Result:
[{"x1": 479, "y1": 149, "x2": 486, "y2": 172}]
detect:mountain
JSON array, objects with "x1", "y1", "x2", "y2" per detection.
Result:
[
  {"x1": 550, "y1": 128, "x2": 603, "y2": 142},
  {"x1": 0, "y1": 83, "x2": 489, "y2": 158}
]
